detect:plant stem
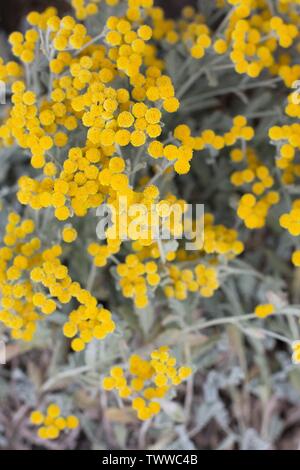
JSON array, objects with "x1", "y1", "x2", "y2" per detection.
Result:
[{"x1": 184, "y1": 308, "x2": 300, "y2": 333}]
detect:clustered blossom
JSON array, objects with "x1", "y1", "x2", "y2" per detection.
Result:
[
  {"x1": 1, "y1": 0, "x2": 300, "y2": 439},
  {"x1": 30, "y1": 403, "x2": 79, "y2": 440},
  {"x1": 0, "y1": 213, "x2": 115, "y2": 349},
  {"x1": 102, "y1": 346, "x2": 192, "y2": 420}
]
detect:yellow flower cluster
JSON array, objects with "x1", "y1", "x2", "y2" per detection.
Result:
[
  {"x1": 88, "y1": 240, "x2": 122, "y2": 268},
  {"x1": 72, "y1": 0, "x2": 100, "y2": 21},
  {"x1": 30, "y1": 403, "x2": 79, "y2": 440},
  {"x1": 31, "y1": 245, "x2": 115, "y2": 351},
  {"x1": 254, "y1": 303, "x2": 275, "y2": 318},
  {"x1": 165, "y1": 264, "x2": 219, "y2": 300},
  {"x1": 268, "y1": 38, "x2": 300, "y2": 270},
  {"x1": 279, "y1": 201, "x2": 300, "y2": 267},
  {"x1": 225, "y1": 5, "x2": 298, "y2": 78},
  {"x1": 291, "y1": 250, "x2": 300, "y2": 267},
  {"x1": 156, "y1": 214, "x2": 243, "y2": 301},
  {"x1": 285, "y1": 92, "x2": 300, "y2": 119},
  {"x1": 237, "y1": 192, "x2": 279, "y2": 229},
  {"x1": 8, "y1": 28, "x2": 39, "y2": 64},
  {"x1": 130, "y1": 0, "x2": 300, "y2": 79},
  {"x1": 0, "y1": 213, "x2": 42, "y2": 341},
  {"x1": 0, "y1": 3, "x2": 267, "y2": 345},
  {"x1": 63, "y1": 304, "x2": 115, "y2": 351},
  {"x1": 202, "y1": 214, "x2": 244, "y2": 256},
  {"x1": 116, "y1": 255, "x2": 160, "y2": 309},
  {"x1": 0, "y1": 58, "x2": 22, "y2": 83},
  {"x1": 3, "y1": 12, "x2": 183, "y2": 225},
  {"x1": 180, "y1": 7, "x2": 212, "y2": 60},
  {"x1": 292, "y1": 341, "x2": 300, "y2": 364},
  {"x1": 270, "y1": 16, "x2": 298, "y2": 49},
  {"x1": 148, "y1": 117, "x2": 254, "y2": 175},
  {"x1": 104, "y1": 14, "x2": 179, "y2": 112},
  {"x1": 269, "y1": 124, "x2": 300, "y2": 171},
  {"x1": 230, "y1": 145, "x2": 280, "y2": 229},
  {"x1": 28, "y1": 10, "x2": 90, "y2": 51},
  {"x1": 0, "y1": 213, "x2": 114, "y2": 349},
  {"x1": 3, "y1": 0, "x2": 300, "y2": 432},
  {"x1": 199, "y1": 116, "x2": 254, "y2": 150},
  {"x1": 280, "y1": 200, "x2": 300, "y2": 237},
  {"x1": 146, "y1": 6, "x2": 213, "y2": 60},
  {"x1": 102, "y1": 346, "x2": 192, "y2": 420},
  {"x1": 231, "y1": 148, "x2": 274, "y2": 194}
]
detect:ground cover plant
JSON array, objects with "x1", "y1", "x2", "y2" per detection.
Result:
[{"x1": 1, "y1": 0, "x2": 300, "y2": 450}]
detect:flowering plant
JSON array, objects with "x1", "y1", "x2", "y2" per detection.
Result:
[{"x1": 1, "y1": 0, "x2": 300, "y2": 450}]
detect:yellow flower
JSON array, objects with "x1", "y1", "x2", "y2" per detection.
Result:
[
  {"x1": 62, "y1": 226, "x2": 77, "y2": 243},
  {"x1": 254, "y1": 304, "x2": 275, "y2": 318}
]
